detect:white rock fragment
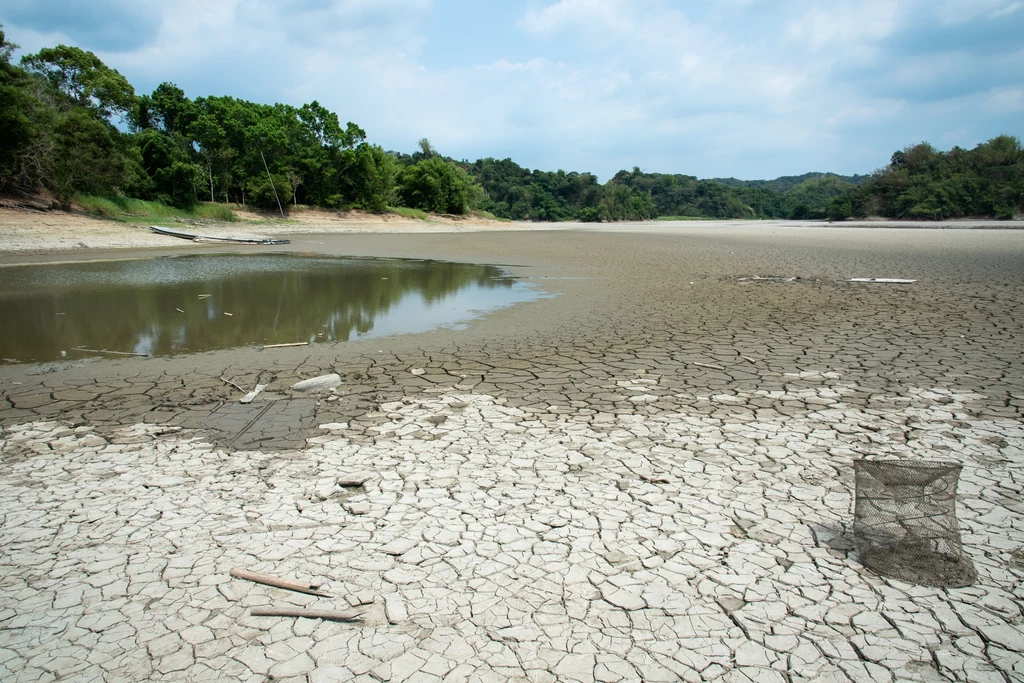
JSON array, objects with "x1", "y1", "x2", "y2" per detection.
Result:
[
  {"x1": 345, "y1": 501, "x2": 370, "y2": 515},
  {"x1": 379, "y1": 538, "x2": 418, "y2": 556},
  {"x1": 385, "y1": 594, "x2": 408, "y2": 624}
]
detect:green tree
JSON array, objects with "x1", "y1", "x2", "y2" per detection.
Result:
[
  {"x1": 399, "y1": 156, "x2": 479, "y2": 214},
  {"x1": 21, "y1": 45, "x2": 136, "y2": 121},
  {"x1": 354, "y1": 144, "x2": 397, "y2": 213},
  {"x1": 0, "y1": 27, "x2": 40, "y2": 194}
]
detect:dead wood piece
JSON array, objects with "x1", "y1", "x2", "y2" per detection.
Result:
[
  {"x1": 250, "y1": 608, "x2": 362, "y2": 622},
  {"x1": 740, "y1": 356, "x2": 757, "y2": 365},
  {"x1": 230, "y1": 568, "x2": 330, "y2": 596},
  {"x1": 220, "y1": 377, "x2": 244, "y2": 391},
  {"x1": 69, "y1": 347, "x2": 148, "y2": 357},
  {"x1": 292, "y1": 373, "x2": 342, "y2": 392},
  {"x1": 692, "y1": 362, "x2": 725, "y2": 371},
  {"x1": 263, "y1": 342, "x2": 309, "y2": 349}
]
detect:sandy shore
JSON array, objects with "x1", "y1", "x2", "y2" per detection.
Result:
[{"x1": 1, "y1": 214, "x2": 1023, "y2": 682}]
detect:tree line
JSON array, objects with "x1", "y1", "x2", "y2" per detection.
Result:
[{"x1": 1, "y1": 29, "x2": 1020, "y2": 221}]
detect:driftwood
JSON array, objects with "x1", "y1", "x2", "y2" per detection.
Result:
[
  {"x1": 263, "y1": 342, "x2": 309, "y2": 349},
  {"x1": 692, "y1": 362, "x2": 725, "y2": 371},
  {"x1": 740, "y1": 356, "x2": 757, "y2": 365},
  {"x1": 150, "y1": 225, "x2": 290, "y2": 245},
  {"x1": 250, "y1": 608, "x2": 362, "y2": 622},
  {"x1": 69, "y1": 347, "x2": 148, "y2": 357},
  {"x1": 219, "y1": 377, "x2": 244, "y2": 391},
  {"x1": 229, "y1": 568, "x2": 330, "y2": 597},
  {"x1": 223, "y1": 312, "x2": 234, "y2": 316},
  {"x1": 239, "y1": 384, "x2": 266, "y2": 404},
  {"x1": 292, "y1": 373, "x2": 342, "y2": 392}
]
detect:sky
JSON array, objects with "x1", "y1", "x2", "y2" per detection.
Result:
[{"x1": 3, "y1": 0, "x2": 1023, "y2": 181}]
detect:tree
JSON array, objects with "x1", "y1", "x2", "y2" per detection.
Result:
[
  {"x1": 0, "y1": 26, "x2": 40, "y2": 194},
  {"x1": 417, "y1": 138, "x2": 435, "y2": 159},
  {"x1": 21, "y1": 45, "x2": 136, "y2": 122},
  {"x1": 354, "y1": 144, "x2": 397, "y2": 213},
  {"x1": 399, "y1": 157, "x2": 479, "y2": 214}
]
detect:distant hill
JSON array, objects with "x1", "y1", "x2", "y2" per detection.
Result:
[{"x1": 712, "y1": 172, "x2": 870, "y2": 192}]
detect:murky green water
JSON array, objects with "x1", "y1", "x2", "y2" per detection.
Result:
[{"x1": 0, "y1": 254, "x2": 542, "y2": 363}]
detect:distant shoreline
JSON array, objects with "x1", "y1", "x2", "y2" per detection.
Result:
[{"x1": 1, "y1": 207, "x2": 1022, "y2": 264}]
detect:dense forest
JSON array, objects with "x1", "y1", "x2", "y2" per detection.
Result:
[{"x1": 1, "y1": 29, "x2": 1021, "y2": 222}]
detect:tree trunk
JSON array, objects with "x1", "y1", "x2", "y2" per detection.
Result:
[
  {"x1": 260, "y1": 149, "x2": 285, "y2": 217},
  {"x1": 209, "y1": 163, "x2": 215, "y2": 202}
]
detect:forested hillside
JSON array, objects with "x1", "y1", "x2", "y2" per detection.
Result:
[
  {"x1": 850, "y1": 138, "x2": 1024, "y2": 220},
  {"x1": 1, "y1": 29, "x2": 1020, "y2": 222}
]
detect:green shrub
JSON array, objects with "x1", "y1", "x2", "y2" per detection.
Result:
[{"x1": 246, "y1": 174, "x2": 293, "y2": 210}]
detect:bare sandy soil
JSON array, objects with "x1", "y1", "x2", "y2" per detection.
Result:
[
  {"x1": 0, "y1": 207, "x2": 567, "y2": 254},
  {"x1": 1, "y1": 205, "x2": 1020, "y2": 256}
]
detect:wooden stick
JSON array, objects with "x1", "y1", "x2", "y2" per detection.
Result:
[
  {"x1": 692, "y1": 362, "x2": 725, "y2": 371},
  {"x1": 220, "y1": 377, "x2": 244, "y2": 391},
  {"x1": 262, "y1": 342, "x2": 309, "y2": 349},
  {"x1": 250, "y1": 608, "x2": 361, "y2": 622},
  {"x1": 230, "y1": 568, "x2": 330, "y2": 597},
  {"x1": 740, "y1": 356, "x2": 757, "y2": 365},
  {"x1": 69, "y1": 347, "x2": 148, "y2": 357}
]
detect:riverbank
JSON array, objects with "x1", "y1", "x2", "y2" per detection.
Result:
[
  {"x1": 1, "y1": 220, "x2": 1022, "y2": 682},
  {"x1": 2, "y1": 205, "x2": 1022, "y2": 257}
]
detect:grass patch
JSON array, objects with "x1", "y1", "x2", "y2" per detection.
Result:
[
  {"x1": 194, "y1": 202, "x2": 238, "y2": 222},
  {"x1": 74, "y1": 194, "x2": 237, "y2": 222},
  {"x1": 655, "y1": 215, "x2": 719, "y2": 221},
  {"x1": 388, "y1": 206, "x2": 428, "y2": 220},
  {"x1": 470, "y1": 209, "x2": 512, "y2": 222}
]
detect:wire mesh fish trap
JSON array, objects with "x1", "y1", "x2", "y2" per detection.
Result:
[{"x1": 853, "y1": 459, "x2": 977, "y2": 587}]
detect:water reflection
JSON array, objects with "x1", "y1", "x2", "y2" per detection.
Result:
[{"x1": 0, "y1": 254, "x2": 540, "y2": 363}]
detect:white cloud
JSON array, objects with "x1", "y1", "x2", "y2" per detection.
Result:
[{"x1": 4, "y1": 0, "x2": 1022, "y2": 179}]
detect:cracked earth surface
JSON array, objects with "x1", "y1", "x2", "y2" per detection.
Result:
[{"x1": 1, "y1": 226, "x2": 1023, "y2": 682}]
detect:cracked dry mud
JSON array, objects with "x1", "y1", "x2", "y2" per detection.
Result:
[{"x1": 1, "y1": 226, "x2": 1023, "y2": 683}]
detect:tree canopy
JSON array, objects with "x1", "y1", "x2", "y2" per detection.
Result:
[{"x1": 1, "y1": 29, "x2": 1020, "y2": 222}]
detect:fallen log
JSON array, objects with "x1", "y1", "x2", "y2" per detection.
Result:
[
  {"x1": 229, "y1": 568, "x2": 330, "y2": 597},
  {"x1": 692, "y1": 362, "x2": 725, "y2": 371},
  {"x1": 292, "y1": 373, "x2": 342, "y2": 392},
  {"x1": 150, "y1": 225, "x2": 290, "y2": 245},
  {"x1": 69, "y1": 347, "x2": 148, "y2": 357},
  {"x1": 263, "y1": 342, "x2": 309, "y2": 349},
  {"x1": 250, "y1": 608, "x2": 362, "y2": 622}
]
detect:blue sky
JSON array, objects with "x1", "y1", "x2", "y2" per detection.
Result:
[{"x1": 4, "y1": 0, "x2": 1023, "y2": 180}]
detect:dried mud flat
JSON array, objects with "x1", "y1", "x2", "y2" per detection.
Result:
[{"x1": 1, "y1": 223, "x2": 1023, "y2": 683}]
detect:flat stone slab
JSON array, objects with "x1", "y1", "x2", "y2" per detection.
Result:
[{"x1": 203, "y1": 399, "x2": 316, "y2": 450}]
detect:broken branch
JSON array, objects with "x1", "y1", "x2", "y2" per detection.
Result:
[
  {"x1": 229, "y1": 568, "x2": 330, "y2": 597},
  {"x1": 249, "y1": 608, "x2": 362, "y2": 622},
  {"x1": 219, "y1": 377, "x2": 244, "y2": 392}
]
